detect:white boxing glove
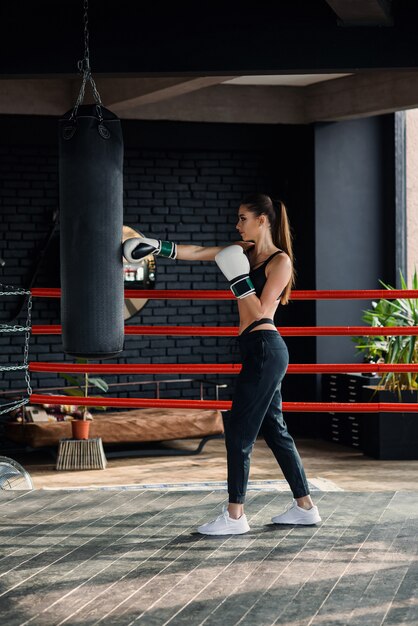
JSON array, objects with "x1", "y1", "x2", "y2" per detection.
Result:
[
  {"x1": 123, "y1": 236, "x2": 177, "y2": 262},
  {"x1": 215, "y1": 245, "x2": 256, "y2": 299}
]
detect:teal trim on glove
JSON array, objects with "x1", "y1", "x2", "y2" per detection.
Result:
[
  {"x1": 230, "y1": 275, "x2": 256, "y2": 299},
  {"x1": 158, "y1": 240, "x2": 177, "y2": 259}
]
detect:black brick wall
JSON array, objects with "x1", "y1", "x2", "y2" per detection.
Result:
[{"x1": 0, "y1": 117, "x2": 317, "y2": 434}]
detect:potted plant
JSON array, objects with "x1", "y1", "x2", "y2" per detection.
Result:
[
  {"x1": 59, "y1": 359, "x2": 108, "y2": 440},
  {"x1": 351, "y1": 268, "x2": 418, "y2": 459}
]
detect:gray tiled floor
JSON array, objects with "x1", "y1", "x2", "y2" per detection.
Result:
[{"x1": 0, "y1": 490, "x2": 417, "y2": 625}]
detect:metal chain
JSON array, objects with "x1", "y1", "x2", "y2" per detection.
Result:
[
  {"x1": 70, "y1": 0, "x2": 104, "y2": 123},
  {"x1": 82, "y1": 0, "x2": 89, "y2": 62},
  {"x1": 0, "y1": 287, "x2": 32, "y2": 415},
  {"x1": 0, "y1": 282, "x2": 31, "y2": 297},
  {"x1": 70, "y1": 73, "x2": 88, "y2": 121},
  {"x1": 23, "y1": 293, "x2": 33, "y2": 397},
  {"x1": 0, "y1": 399, "x2": 29, "y2": 416},
  {"x1": 0, "y1": 325, "x2": 31, "y2": 333}
]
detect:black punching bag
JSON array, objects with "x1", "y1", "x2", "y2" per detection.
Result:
[{"x1": 59, "y1": 104, "x2": 124, "y2": 359}]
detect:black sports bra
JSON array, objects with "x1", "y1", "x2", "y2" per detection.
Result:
[{"x1": 248, "y1": 250, "x2": 284, "y2": 299}]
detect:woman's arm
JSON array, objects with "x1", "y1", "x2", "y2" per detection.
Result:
[
  {"x1": 123, "y1": 234, "x2": 254, "y2": 264},
  {"x1": 238, "y1": 254, "x2": 292, "y2": 318},
  {"x1": 175, "y1": 245, "x2": 225, "y2": 262},
  {"x1": 176, "y1": 241, "x2": 255, "y2": 262}
]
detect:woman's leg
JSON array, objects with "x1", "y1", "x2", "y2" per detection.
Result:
[
  {"x1": 258, "y1": 340, "x2": 321, "y2": 524},
  {"x1": 259, "y1": 382, "x2": 311, "y2": 501},
  {"x1": 224, "y1": 332, "x2": 288, "y2": 515},
  {"x1": 198, "y1": 331, "x2": 319, "y2": 534}
]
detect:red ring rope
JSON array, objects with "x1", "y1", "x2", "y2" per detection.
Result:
[
  {"x1": 28, "y1": 394, "x2": 418, "y2": 413},
  {"x1": 28, "y1": 362, "x2": 418, "y2": 374},
  {"x1": 30, "y1": 288, "x2": 418, "y2": 300},
  {"x1": 31, "y1": 325, "x2": 418, "y2": 336}
]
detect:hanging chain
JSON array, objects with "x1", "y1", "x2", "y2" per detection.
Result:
[
  {"x1": 82, "y1": 0, "x2": 90, "y2": 67},
  {"x1": 0, "y1": 399, "x2": 29, "y2": 415},
  {"x1": 23, "y1": 293, "x2": 33, "y2": 397},
  {"x1": 0, "y1": 325, "x2": 31, "y2": 333},
  {"x1": 0, "y1": 283, "x2": 31, "y2": 297},
  {"x1": 70, "y1": 0, "x2": 104, "y2": 123},
  {"x1": 0, "y1": 284, "x2": 31, "y2": 336},
  {"x1": 0, "y1": 287, "x2": 32, "y2": 415}
]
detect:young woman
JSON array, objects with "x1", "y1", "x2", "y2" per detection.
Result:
[{"x1": 123, "y1": 193, "x2": 321, "y2": 535}]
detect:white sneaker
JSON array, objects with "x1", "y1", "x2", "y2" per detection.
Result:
[
  {"x1": 271, "y1": 500, "x2": 322, "y2": 525},
  {"x1": 197, "y1": 505, "x2": 250, "y2": 535}
]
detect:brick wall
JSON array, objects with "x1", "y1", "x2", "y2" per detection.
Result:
[
  {"x1": 121, "y1": 146, "x2": 271, "y2": 400},
  {"x1": 0, "y1": 142, "x2": 271, "y2": 403},
  {"x1": 0, "y1": 118, "x2": 318, "y2": 436}
]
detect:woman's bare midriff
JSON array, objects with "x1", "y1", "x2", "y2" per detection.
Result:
[{"x1": 238, "y1": 301, "x2": 280, "y2": 336}]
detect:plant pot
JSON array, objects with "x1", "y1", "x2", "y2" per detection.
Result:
[
  {"x1": 71, "y1": 419, "x2": 90, "y2": 440},
  {"x1": 361, "y1": 385, "x2": 418, "y2": 460}
]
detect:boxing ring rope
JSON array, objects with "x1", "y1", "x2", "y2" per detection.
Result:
[
  {"x1": 29, "y1": 362, "x2": 418, "y2": 374},
  {"x1": 31, "y1": 288, "x2": 418, "y2": 300},
  {"x1": 3, "y1": 287, "x2": 418, "y2": 414},
  {"x1": 27, "y1": 394, "x2": 418, "y2": 413},
  {"x1": 31, "y1": 325, "x2": 418, "y2": 336}
]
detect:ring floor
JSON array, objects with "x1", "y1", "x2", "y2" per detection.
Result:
[
  {"x1": 12, "y1": 438, "x2": 418, "y2": 492},
  {"x1": 0, "y1": 489, "x2": 417, "y2": 626},
  {"x1": 1, "y1": 438, "x2": 418, "y2": 625}
]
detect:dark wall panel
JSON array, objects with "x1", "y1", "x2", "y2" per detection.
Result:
[{"x1": 314, "y1": 115, "x2": 396, "y2": 365}]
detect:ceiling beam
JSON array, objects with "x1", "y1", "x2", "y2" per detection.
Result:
[
  {"x1": 2, "y1": 70, "x2": 418, "y2": 126},
  {"x1": 0, "y1": 78, "x2": 306, "y2": 124},
  {"x1": 114, "y1": 85, "x2": 306, "y2": 124},
  {"x1": 325, "y1": 0, "x2": 393, "y2": 26},
  {"x1": 112, "y1": 71, "x2": 418, "y2": 124},
  {"x1": 0, "y1": 79, "x2": 72, "y2": 115},
  {"x1": 92, "y1": 77, "x2": 236, "y2": 113},
  {"x1": 304, "y1": 70, "x2": 418, "y2": 122},
  {"x1": 0, "y1": 76, "x2": 236, "y2": 116}
]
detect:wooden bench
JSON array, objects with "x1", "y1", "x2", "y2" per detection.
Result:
[{"x1": 5, "y1": 407, "x2": 224, "y2": 450}]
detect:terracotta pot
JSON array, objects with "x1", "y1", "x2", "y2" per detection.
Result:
[{"x1": 71, "y1": 419, "x2": 90, "y2": 440}]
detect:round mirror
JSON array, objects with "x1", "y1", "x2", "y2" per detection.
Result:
[{"x1": 122, "y1": 225, "x2": 156, "y2": 321}]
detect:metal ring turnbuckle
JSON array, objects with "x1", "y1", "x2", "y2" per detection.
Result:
[
  {"x1": 98, "y1": 123, "x2": 110, "y2": 139},
  {"x1": 63, "y1": 125, "x2": 77, "y2": 140}
]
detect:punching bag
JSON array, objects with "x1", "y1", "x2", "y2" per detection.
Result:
[{"x1": 59, "y1": 104, "x2": 124, "y2": 359}]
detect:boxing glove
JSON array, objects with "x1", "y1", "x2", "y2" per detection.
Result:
[
  {"x1": 215, "y1": 245, "x2": 256, "y2": 299},
  {"x1": 123, "y1": 236, "x2": 177, "y2": 262}
]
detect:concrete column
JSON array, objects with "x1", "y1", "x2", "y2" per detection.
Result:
[
  {"x1": 314, "y1": 116, "x2": 393, "y2": 364},
  {"x1": 406, "y1": 109, "x2": 418, "y2": 286}
]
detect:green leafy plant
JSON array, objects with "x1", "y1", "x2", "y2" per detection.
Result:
[
  {"x1": 352, "y1": 268, "x2": 418, "y2": 401},
  {"x1": 59, "y1": 358, "x2": 109, "y2": 419}
]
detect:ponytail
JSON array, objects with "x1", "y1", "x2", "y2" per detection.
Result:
[{"x1": 271, "y1": 199, "x2": 296, "y2": 305}]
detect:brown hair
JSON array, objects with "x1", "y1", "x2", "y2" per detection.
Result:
[{"x1": 241, "y1": 193, "x2": 296, "y2": 305}]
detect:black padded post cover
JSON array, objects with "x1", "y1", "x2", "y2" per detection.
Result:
[{"x1": 59, "y1": 104, "x2": 124, "y2": 359}]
